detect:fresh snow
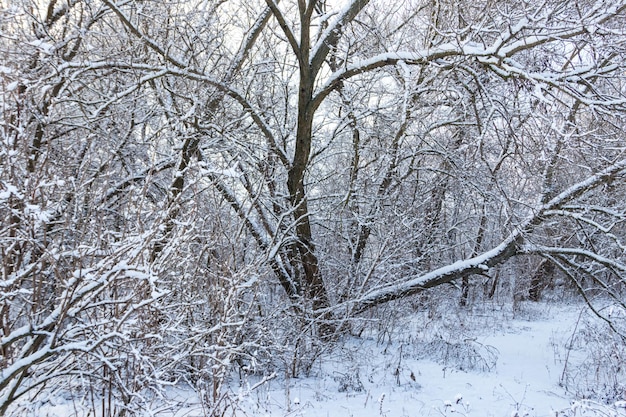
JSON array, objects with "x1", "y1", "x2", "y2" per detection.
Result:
[
  {"x1": 233, "y1": 304, "x2": 588, "y2": 417},
  {"x1": 27, "y1": 39, "x2": 55, "y2": 55},
  {"x1": 25, "y1": 302, "x2": 626, "y2": 417}
]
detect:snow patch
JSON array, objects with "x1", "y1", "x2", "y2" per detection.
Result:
[{"x1": 28, "y1": 39, "x2": 55, "y2": 55}]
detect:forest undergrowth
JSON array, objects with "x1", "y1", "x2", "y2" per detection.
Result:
[
  {"x1": 198, "y1": 297, "x2": 626, "y2": 417},
  {"x1": 7, "y1": 293, "x2": 626, "y2": 417}
]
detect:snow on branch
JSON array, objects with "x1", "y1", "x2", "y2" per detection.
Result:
[
  {"x1": 313, "y1": 46, "x2": 462, "y2": 110},
  {"x1": 310, "y1": 0, "x2": 371, "y2": 74},
  {"x1": 101, "y1": 0, "x2": 189, "y2": 69},
  {"x1": 0, "y1": 254, "x2": 162, "y2": 412},
  {"x1": 349, "y1": 158, "x2": 626, "y2": 313},
  {"x1": 522, "y1": 245, "x2": 626, "y2": 274},
  {"x1": 543, "y1": 209, "x2": 623, "y2": 234},
  {"x1": 349, "y1": 232, "x2": 520, "y2": 314},
  {"x1": 539, "y1": 159, "x2": 626, "y2": 213},
  {"x1": 313, "y1": 1, "x2": 626, "y2": 113},
  {"x1": 265, "y1": 0, "x2": 301, "y2": 64}
]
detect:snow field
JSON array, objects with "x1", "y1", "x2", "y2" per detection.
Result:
[
  {"x1": 232, "y1": 302, "x2": 625, "y2": 417},
  {"x1": 19, "y1": 302, "x2": 626, "y2": 417}
]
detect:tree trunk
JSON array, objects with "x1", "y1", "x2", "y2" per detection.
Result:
[{"x1": 529, "y1": 259, "x2": 554, "y2": 302}]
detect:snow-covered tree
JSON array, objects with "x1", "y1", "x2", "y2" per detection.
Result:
[{"x1": 2, "y1": 0, "x2": 626, "y2": 413}]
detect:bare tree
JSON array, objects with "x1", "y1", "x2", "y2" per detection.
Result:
[{"x1": 2, "y1": 0, "x2": 626, "y2": 413}]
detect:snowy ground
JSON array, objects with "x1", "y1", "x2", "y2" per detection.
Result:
[
  {"x1": 227, "y1": 302, "x2": 626, "y2": 417},
  {"x1": 32, "y1": 302, "x2": 626, "y2": 417}
]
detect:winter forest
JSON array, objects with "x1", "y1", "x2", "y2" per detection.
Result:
[{"x1": 1, "y1": 0, "x2": 626, "y2": 415}]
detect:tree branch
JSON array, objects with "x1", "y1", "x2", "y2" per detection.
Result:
[
  {"x1": 310, "y1": 0, "x2": 370, "y2": 75},
  {"x1": 265, "y1": 0, "x2": 303, "y2": 66},
  {"x1": 348, "y1": 158, "x2": 626, "y2": 313}
]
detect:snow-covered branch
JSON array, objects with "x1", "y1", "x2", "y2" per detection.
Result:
[
  {"x1": 350, "y1": 158, "x2": 626, "y2": 313},
  {"x1": 0, "y1": 247, "x2": 163, "y2": 414},
  {"x1": 313, "y1": 1, "x2": 626, "y2": 112},
  {"x1": 310, "y1": 0, "x2": 371, "y2": 74}
]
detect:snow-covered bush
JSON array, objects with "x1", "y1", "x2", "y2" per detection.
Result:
[
  {"x1": 558, "y1": 306, "x2": 626, "y2": 404},
  {"x1": 559, "y1": 399, "x2": 626, "y2": 417},
  {"x1": 417, "y1": 336, "x2": 499, "y2": 372}
]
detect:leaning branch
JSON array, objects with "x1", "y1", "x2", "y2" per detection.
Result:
[
  {"x1": 349, "y1": 158, "x2": 626, "y2": 314},
  {"x1": 310, "y1": 0, "x2": 371, "y2": 75}
]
